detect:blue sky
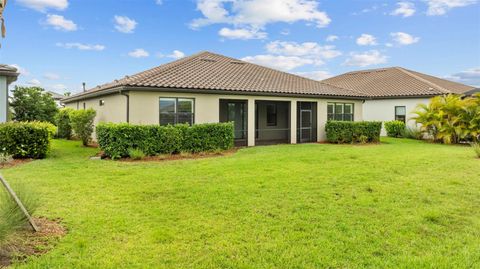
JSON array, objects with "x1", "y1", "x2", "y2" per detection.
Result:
[{"x1": 1, "y1": 0, "x2": 479, "y2": 94}]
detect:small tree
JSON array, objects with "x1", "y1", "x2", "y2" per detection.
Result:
[
  {"x1": 55, "y1": 108, "x2": 74, "y2": 139},
  {"x1": 70, "y1": 109, "x2": 96, "y2": 146},
  {"x1": 10, "y1": 86, "x2": 58, "y2": 123}
]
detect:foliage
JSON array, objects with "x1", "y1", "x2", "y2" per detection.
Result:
[
  {"x1": 0, "y1": 183, "x2": 39, "y2": 244},
  {"x1": 325, "y1": 121, "x2": 382, "y2": 143},
  {"x1": 0, "y1": 121, "x2": 55, "y2": 159},
  {"x1": 128, "y1": 148, "x2": 146, "y2": 160},
  {"x1": 471, "y1": 142, "x2": 480, "y2": 158},
  {"x1": 413, "y1": 94, "x2": 480, "y2": 144},
  {"x1": 70, "y1": 109, "x2": 96, "y2": 146},
  {"x1": 9, "y1": 86, "x2": 58, "y2": 123},
  {"x1": 384, "y1": 121, "x2": 406, "y2": 138},
  {"x1": 96, "y1": 122, "x2": 234, "y2": 159},
  {"x1": 0, "y1": 152, "x2": 13, "y2": 164},
  {"x1": 55, "y1": 108, "x2": 74, "y2": 139},
  {"x1": 402, "y1": 126, "x2": 422, "y2": 140},
  {"x1": 2, "y1": 138, "x2": 480, "y2": 268}
]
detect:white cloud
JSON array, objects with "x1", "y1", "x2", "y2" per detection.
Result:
[
  {"x1": 45, "y1": 14, "x2": 77, "y2": 31},
  {"x1": 191, "y1": 0, "x2": 331, "y2": 37},
  {"x1": 391, "y1": 2, "x2": 416, "y2": 17},
  {"x1": 10, "y1": 64, "x2": 30, "y2": 76},
  {"x1": 128, "y1": 48, "x2": 149, "y2": 58},
  {"x1": 26, "y1": 79, "x2": 42, "y2": 86},
  {"x1": 219, "y1": 27, "x2": 267, "y2": 40},
  {"x1": 326, "y1": 35, "x2": 338, "y2": 42},
  {"x1": 43, "y1": 73, "x2": 60, "y2": 80},
  {"x1": 156, "y1": 0, "x2": 163, "y2": 4},
  {"x1": 17, "y1": 0, "x2": 68, "y2": 12},
  {"x1": 424, "y1": 0, "x2": 477, "y2": 15},
  {"x1": 344, "y1": 50, "x2": 388, "y2": 67},
  {"x1": 296, "y1": 70, "x2": 333, "y2": 80},
  {"x1": 446, "y1": 67, "x2": 480, "y2": 86},
  {"x1": 390, "y1": 32, "x2": 420, "y2": 45},
  {"x1": 356, "y1": 34, "x2": 377, "y2": 46},
  {"x1": 266, "y1": 41, "x2": 342, "y2": 60},
  {"x1": 242, "y1": 55, "x2": 314, "y2": 71},
  {"x1": 56, "y1": 42, "x2": 105, "y2": 51},
  {"x1": 168, "y1": 50, "x2": 185, "y2": 59},
  {"x1": 50, "y1": 83, "x2": 67, "y2": 91},
  {"x1": 114, "y1": 15, "x2": 137, "y2": 33}
]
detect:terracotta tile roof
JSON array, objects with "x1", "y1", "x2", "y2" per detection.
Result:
[
  {"x1": 322, "y1": 67, "x2": 475, "y2": 98},
  {"x1": 63, "y1": 51, "x2": 364, "y2": 102}
]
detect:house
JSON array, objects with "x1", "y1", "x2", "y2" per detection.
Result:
[
  {"x1": 0, "y1": 65, "x2": 19, "y2": 123},
  {"x1": 322, "y1": 67, "x2": 477, "y2": 134},
  {"x1": 47, "y1": 91, "x2": 66, "y2": 107},
  {"x1": 62, "y1": 51, "x2": 476, "y2": 146}
]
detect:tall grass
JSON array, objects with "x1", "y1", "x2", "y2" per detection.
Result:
[
  {"x1": 472, "y1": 142, "x2": 480, "y2": 158},
  {"x1": 0, "y1": 183, "x2": 39, "y2": 244}
]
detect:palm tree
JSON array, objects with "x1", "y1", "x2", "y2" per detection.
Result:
[{"x1": 0, "y1": 0, "x2": 7, "y2": 46}]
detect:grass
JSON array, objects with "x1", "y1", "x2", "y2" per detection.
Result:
[{"x1": 1, "y1": 138, "x2": 479, "y2": 268}]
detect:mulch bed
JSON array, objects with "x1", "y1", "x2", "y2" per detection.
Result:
[
  {"x1": 0, "y1": 218, "x2": 66, "y2": 268},
  {"x1": 96, "y1": 148, "x2": 239, "y2": 163},
  {"x1": 0, "y1": 159, "x2": 33, "y2": 170}
]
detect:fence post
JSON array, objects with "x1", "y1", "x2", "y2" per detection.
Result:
[{"x1": 0, "y1": 173, "x2": 39, "y2": 232}]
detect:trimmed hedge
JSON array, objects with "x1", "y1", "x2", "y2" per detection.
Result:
[
  {"x1": 384, "y1": 120, "x2": 406, "y2": 138},
  {"x1": 96, "y1": 122, "x2": 234, "y2": 159},
  {"x1": 55, "y1": 108, "x2": 74, "y2": 139},
  {"x1": 325, "y1": 121, "x2": 382, "y2": 144},
  {"x1": 0, "y1": 121, "x2": 56, "y2": 159}
]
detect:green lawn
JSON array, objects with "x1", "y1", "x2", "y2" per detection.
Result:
[{"x1": 2, "y1": 138, "x2": 480, "y2": 268}]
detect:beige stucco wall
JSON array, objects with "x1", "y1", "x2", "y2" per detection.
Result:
[
  {"x1": 363, "y1": 98, "x2": 430, "y2": 135},
  {"x1": 64, "y1": 93, "x2": 127, "y2": 125},
  {"x1": 129, "y1": 91, "x2": 364, "y2": 144}
]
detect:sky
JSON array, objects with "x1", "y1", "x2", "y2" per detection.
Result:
[{"x1": 1, "y1": 0, "x2": 479, "y2": 94}]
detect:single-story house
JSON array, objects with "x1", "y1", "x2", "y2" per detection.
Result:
[
  {"x1": 0, "y1": 64, "x2": 19, "y2": 123},
  {"x1": 62, "y1": 51, "x2": 476, "y2": 146},
  {"x1": 322, "y1": 67, "x2": 477, "y2": 135}
]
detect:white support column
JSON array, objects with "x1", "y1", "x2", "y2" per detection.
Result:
[
  {"x1": 290, "y1": 100, "x2": 297, "y2": 144},
  {"x1": 247, "y1": 98, "x2": 255, "y2": 146}
]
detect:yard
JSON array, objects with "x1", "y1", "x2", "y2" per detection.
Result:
[{"x1": 2, "y1": 138, "x2": 480, "y2": 268}]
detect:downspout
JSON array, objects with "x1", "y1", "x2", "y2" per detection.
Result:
[{"x1": 119, "y1": 89, "x2": 130, "y2": 123}]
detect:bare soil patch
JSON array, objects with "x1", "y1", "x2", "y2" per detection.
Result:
[
  {"x1": 100, "y1": 148, "x2": 239, "y2": 163},
  {"x1": 0, "y1": 218, "x2": 66, "y2": 268},
  {"x1": 0, "y1": 159, "x2": 33, "y2": 170}
]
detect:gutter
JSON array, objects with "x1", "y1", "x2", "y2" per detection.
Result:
[{"x1": 119, "y1": 89, "x2": 130, "y2": 123}]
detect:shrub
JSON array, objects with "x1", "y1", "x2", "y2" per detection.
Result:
[
  {"x1": 96, "y1": 122, "x2": 234, "y2": 159},
  {"x1": 413, "y1": 94, "x2": 480, "y2": 144},
  {"x1": 0, "y1": 121, "x2": 55, "y2": 159},
  {"x1": 384, "y1": 121, "x2": 406, "y2": 138},
  {"x1": 70, "y1": 109, "x2": 96, "y2": 146},
  {"x1": 55, "y1": 108, "x2": 74, "y2": 139},
  {"x1": 128, "y1": 148, "x2": 146, "y2": 160},
  {"x1": 0, "y1": 153, "x2": 13, "y2": 165},
  {"x1": 0, "y1": 183, "x2": 39, "y2": 244},
  {"x1": 404, "y1": 126, "x2": 423, "y2": 140},
  {"x1": 9, "y1": 86, "x2": 58, "y2": 123},
  {"x1": 325, "y1": 121, "x2": 382, "y2": 144},
  {"x1": 471, "y1": 142, "x2": 480, "y2": 158}
]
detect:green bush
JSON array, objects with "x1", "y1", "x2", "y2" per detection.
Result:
[
  {"x1": 384, "y1": 121, "x2": 406, "y2": 138},
  {"x1": 55, "y1": 108, "x2": 74, "y2": 139},
  {"x1": 404, "y1": 126, "x2": 423, "y2": 140},
  {"x1": 128, "y1": 148, "x2": 146, "y2": 160},
  {"x1": 70, "y1": 109, "x2": 96, "y2": 146},
  {"x1": 96, "y1": 122, "x2": 234, "y2": 159},
  {"x1": 0, "y1": 121, "x2": 55, "y2": 159},
  {"x1": 325, "y1": 121, "x2": 382, "y2": 144}
]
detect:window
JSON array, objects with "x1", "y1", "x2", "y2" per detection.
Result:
[
  {"x1": 327, "y1": 103, "x2": 354, "y2": 121},
  {"x1": 395, "y1": 106, "x2": 406, "y2": 123},
  {"x1": 159, "y1": 98, "x2": 194, "y2": 126},
  {"x1": 266, "y1": 104, "x2": 277, "y2": 126},
  {"x1": 99, "y1": 100, "x2": 105, "y2": 106}
]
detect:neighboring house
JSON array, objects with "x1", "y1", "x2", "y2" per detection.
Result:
[
  {"x1": 0, "y1": 65, "x2": 19, "y2": 123},
  {"x1": 62, "y1": 51, "x2": 476, "y2": 145},
  {"x1": 47, "y1": 91, "x2": 66, "y2": 107},
  {"x1": 322, "y1": 67, "x2": 477, "y2": 134}
]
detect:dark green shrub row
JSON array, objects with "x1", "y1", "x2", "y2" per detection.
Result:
[
  {"x1": 325, "y1": 121, "x2": 382, "y2": 144},
  {"x1": 384, "y1": 120, "x2": 406, "y2": 138},
  {"x1": 96, "y1": 122, "x2": 234, "y2": 159},
  {"x1": 0, "y1": 121, "x2": 56, "y2": 159}
]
